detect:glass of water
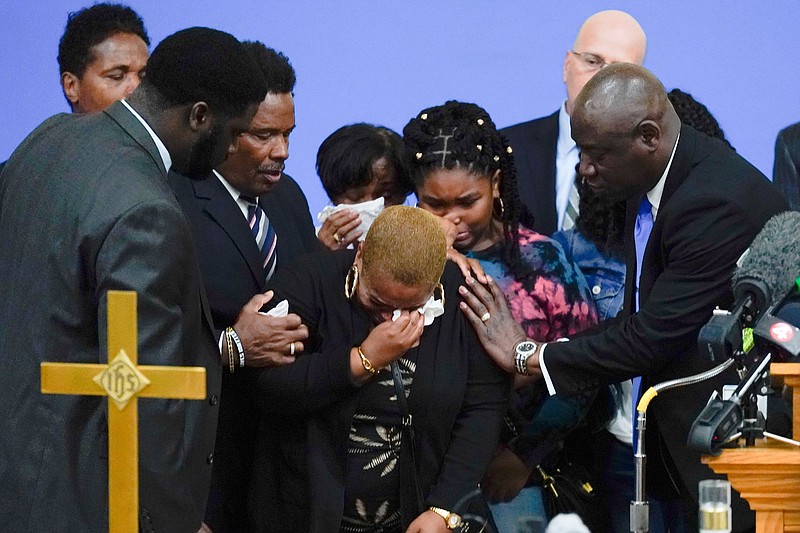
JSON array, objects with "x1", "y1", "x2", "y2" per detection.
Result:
[{"x1": 698, "y1": 479, "x2": 731, "y2": 533}]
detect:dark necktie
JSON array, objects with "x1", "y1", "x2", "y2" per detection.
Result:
[
  {"x1": 243, "y1": 196, "x2": 278, "y2": 282},
  {"x1": 632, "y1": 196, "x2": 654, "y2": 440}
]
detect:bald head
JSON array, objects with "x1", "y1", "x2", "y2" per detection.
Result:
[
  {"x1": 563, "y1": 10, "x2": 647, "y2": 114},
  {"x1": 570, "y1": 64, "x2": 681, "y2": 201},
  {"x1": 574, "y1": 63, "x2": 672, "y2": 136}
]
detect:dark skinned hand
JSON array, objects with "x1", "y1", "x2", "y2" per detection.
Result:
[{"x1": 458, "y1": 275, "x2": 530, "y2": 375}]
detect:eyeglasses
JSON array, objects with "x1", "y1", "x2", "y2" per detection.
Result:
[{"x1": 570, "y1": 50, "x2": 609, "y2": 72}]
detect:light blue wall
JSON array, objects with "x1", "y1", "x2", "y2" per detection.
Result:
[{"x1": 2, "y1": 1, "x2": 799, "y2": 218}]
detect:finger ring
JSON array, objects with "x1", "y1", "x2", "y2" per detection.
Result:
[
  {"x1": 289, "y1": 341, "x2": 296, "y2": 355},
  {"x1": 480, "y1": 312, "x2": 491, "y2": 323},
  {"x1": 333, "y1": 232, "x2": 341, "y2": 243}
]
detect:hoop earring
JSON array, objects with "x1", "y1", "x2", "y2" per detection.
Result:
[
  {"x1": 493, "y1": 198, "x2": 505, "y2": 221},
  {"x1": 435, "y1": 282, "x2": 445, "y2": 307},
  {"x1": 344, "y1": 265, "x2": 359, "y2": 299}
]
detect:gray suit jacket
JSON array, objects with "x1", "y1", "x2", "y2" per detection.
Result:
[{"x1": 0, "y1": 102, "x2": 221, "y2": 533}]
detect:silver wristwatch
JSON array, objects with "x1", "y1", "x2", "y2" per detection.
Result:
[{"x1": 514, "y1": 340, "x2": 538, "y2": 375}]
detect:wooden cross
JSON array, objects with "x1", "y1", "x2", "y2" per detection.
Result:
[{"x1": 40, "y1": 290, "x2": 207, "y2": 533}]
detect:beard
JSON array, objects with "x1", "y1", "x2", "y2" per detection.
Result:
[{"x1": 182, "y1": 122, "x2": 226, "y2": 179}]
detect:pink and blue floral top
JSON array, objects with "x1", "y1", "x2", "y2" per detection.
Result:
[{"x1": 467, "y1": 225, "x2": 598, "y2": 468}]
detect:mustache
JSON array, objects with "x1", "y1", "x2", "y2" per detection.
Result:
[{"x1": 257, "y1": 163, "x2": 285, "y2": 173}]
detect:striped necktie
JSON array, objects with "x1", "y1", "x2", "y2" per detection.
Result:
[
  {"x1": 562, "y1": 181, "x2": 581, "y2": 231},
  {"x1": 243, "y1": 196, "x2": 278, "y2": 282}
]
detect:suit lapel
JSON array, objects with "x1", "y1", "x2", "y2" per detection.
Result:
[
  {"x1": 192, "y1": 176, "x2": 267, "y2": 291},
  {"x1": 658, "y1": 125, "x2": 696, "y2": 211},
  {"x1": 632, "y1": 126, "x2": 697, "y2": 307},
  {"x1": 104, "y1": 101, "x2": 167, "y2": 176},
  {"x1": 521, "y1": 112, "x2": 559, "y2": 233}
]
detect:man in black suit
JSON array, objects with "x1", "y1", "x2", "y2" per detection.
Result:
[
  {"x1": 0, "y1": 28, "x2": 268, "y2": 532},
  {"x1": 462, "y1": 64, "x2": 788, "y2": 531},
  {"x1": 502, "y1": 10, "x2": 646, "y2": 235},
  {"x1": 170, "y1": 42, "x2": 318, "y2": 533},
  {"x1": 773, "y1": 120, "x2": 800, "y2": 210}
]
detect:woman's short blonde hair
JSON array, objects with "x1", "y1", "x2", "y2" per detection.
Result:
[{"x1": 361, "y1": 205, "x2": 447, "y2": 292}]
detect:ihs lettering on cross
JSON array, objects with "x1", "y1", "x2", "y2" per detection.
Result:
[{"x1": 40, "y1": 290, "x2": 207, "y2": 533}]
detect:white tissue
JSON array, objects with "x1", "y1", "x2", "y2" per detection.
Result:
[
  {"x1": 317, "y1": 197, "x2": 385, "y2": 241},
  {"x1": 391, "y1": 294, "x2": 444, "y2": 326},
  {"x1": 258, "y1": 299, "x2": 289, "y2": 317},
  {"x1": 545, "y1": 513, "x2": 591, "y2": 533}
]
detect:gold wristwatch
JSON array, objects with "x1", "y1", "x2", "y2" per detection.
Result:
[{"x1": 429, "y1": 506, "x2": 463, "y2": 529}]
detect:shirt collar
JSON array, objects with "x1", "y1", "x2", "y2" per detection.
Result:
[
  {"x1": 645, "y1": 132, "x2": 680, "y2": 221},
  {"x1": 120, "y1": 99, "x2": 172, "y2": 173},
  {"x1": 214, "y1": 169, "x2": 256, "y2": 220},
  {"x1": 556, "y1": 100, "x2": 577, "y2": 157}
]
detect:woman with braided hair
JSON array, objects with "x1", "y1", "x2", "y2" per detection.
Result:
[{"x1": 403, "y1": 101, "x2": 598, "y2": 530}]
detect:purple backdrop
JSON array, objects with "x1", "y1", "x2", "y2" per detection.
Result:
[{"x1": 2, "y1": 1, "x2": 798, "y2": 218}]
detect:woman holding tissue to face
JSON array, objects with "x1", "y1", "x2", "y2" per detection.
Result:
[
  {"x1": 246, "y1": 205, "x2": 510, "y2": 533},
  {"x1": 404, "y1": 101, "x2": 598, "y2": 530},
  {"x1": 316, "y1": 123, "x2": 412, "y2": 249}
]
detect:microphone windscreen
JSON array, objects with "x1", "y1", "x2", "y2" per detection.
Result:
[{"x1": 732, "y1": 211, "x2": 800, "y2": 309}]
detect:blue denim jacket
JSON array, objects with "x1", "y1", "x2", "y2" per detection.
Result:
[{"x1": 551, "y1": 229, "x2": 626, "y2": 321}]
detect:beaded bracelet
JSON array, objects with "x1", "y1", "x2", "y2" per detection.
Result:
[
  {"x1": 225, "y1": 329, "x2": 236, "y2": 374},
  {"x1": 227, "y1": 327, "x2": 245, "y2": 368}
]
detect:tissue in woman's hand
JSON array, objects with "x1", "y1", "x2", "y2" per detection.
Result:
[
  {"x1": 317, "y1": 197, "x2": 385, "y2": 241},
  {"x1": 391, "y1": 295, "x2": 444, "y2": 326}
]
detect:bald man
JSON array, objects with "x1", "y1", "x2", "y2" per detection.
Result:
[
  {"x1": 464, "y1": 64, "x2": 787, "y2": 531},
  {"x1": 503, "y1": 10, "x2": 646, "y2": 235}
]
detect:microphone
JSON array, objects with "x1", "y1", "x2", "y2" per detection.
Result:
[
  {"x1": 699, "y1": 211, "x2": 800, "y2": 361},
  {"x1": 731, "y1": 211, "x2": 800, "y2": 315}
]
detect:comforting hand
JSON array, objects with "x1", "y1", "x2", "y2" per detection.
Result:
[
  {"x1": 318, "y1": 209, "x2": 362, "y2": 249},
  {"x1": 360, "y1": 311, "x2": 424, "y2": 369},
  {"x1": 232, "y1": 291, "x2": 309, "y2": 368},
  {"x1": 435, "y1": 215, "x2": 458, "y2": 249},
  {"x1": 482, "y1": 447, "x2": 533, "y2": 503},
  {"x1": 197, "y1": 522, "x2": 213, "y2": 533},
  {"x1": 446, "y1": 248, "x2": 488, "y2": 284},
  {"x1": 405, "y1": 510, "x2": 449, "y2": 533},
  {"x1": 458, "y1": 275, "x2": 528, "y2": 375}
]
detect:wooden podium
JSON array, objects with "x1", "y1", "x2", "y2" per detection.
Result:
[{"x1": 703, "y1": 363, "x2": 800, "y2": 533}]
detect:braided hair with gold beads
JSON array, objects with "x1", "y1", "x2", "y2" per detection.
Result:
[{"x1": 403, "y1": 100, "x2": 533, "y2": 279}]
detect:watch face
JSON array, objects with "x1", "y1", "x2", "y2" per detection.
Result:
[
  {"x1": 447, "y1": 514, "x2": 462, "y2": 528},
  {"x1": 516, "y1": 341, "x2": 536, "y2": 353}
]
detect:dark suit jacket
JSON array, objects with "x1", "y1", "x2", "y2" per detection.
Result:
[
  {"x1": 543, "y1": 125, "x2": 788, "y2": 530},
  {"x1": 0, "y1": 102, "x2": 221, "y2": 533},
  {"x1": 244, "y1": 253, "x2": 510, "y2": 532},
  {"x1": 169, "y1": 170, "x2": 320, "y2": 532},
  {"x1": 502, "y1": 111, "x2": 559, "y2": 234},
  {"x1": 773, "y1": 121, "x2": 800, "y2": 211}
]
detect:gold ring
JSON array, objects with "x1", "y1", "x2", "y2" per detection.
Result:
[
  {"x1": 289, "y1": 342, "x2": 296, "y2": 355},
  {"x1": 480, "y1": 312, "x2": 491, "y2": 323},
  {"x1": 333, "y1": 232, "x2": 341, "y2": 243}
]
